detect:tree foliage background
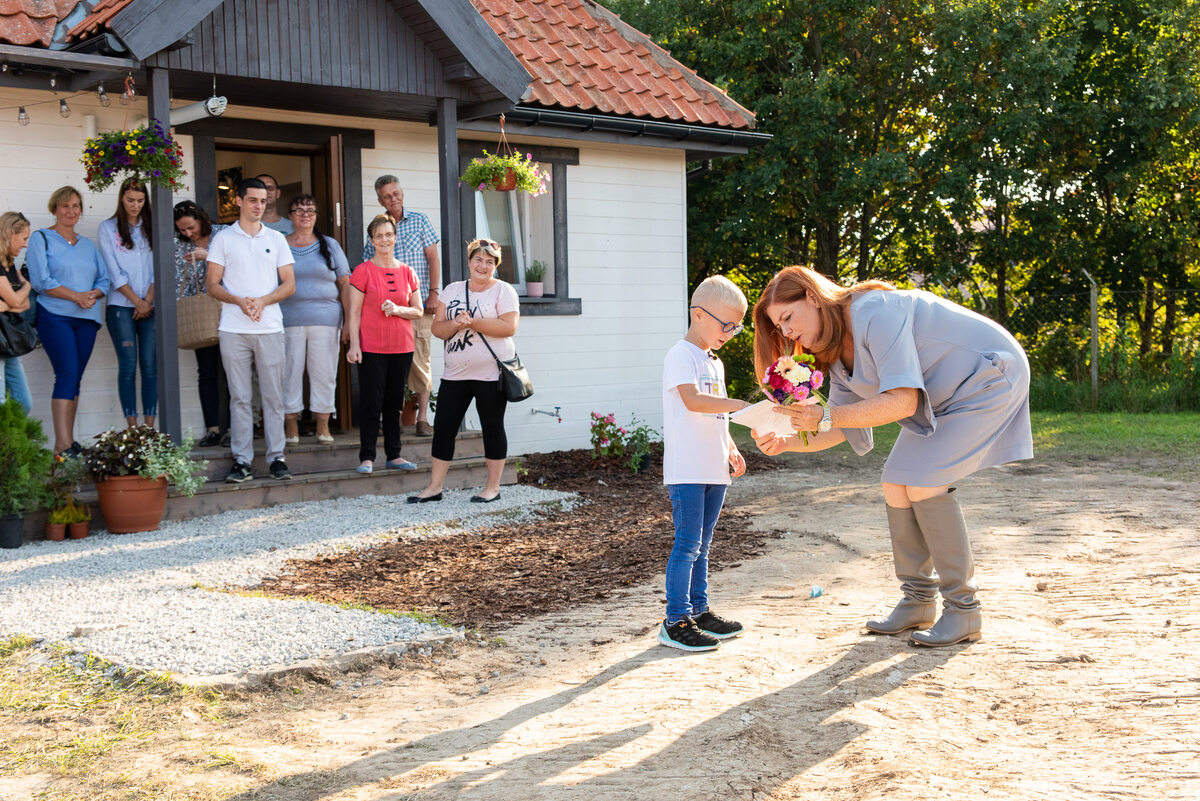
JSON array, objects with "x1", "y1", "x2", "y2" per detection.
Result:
[{"x1": 607, "y1": 0, "x2": 1200, "y2": 410}]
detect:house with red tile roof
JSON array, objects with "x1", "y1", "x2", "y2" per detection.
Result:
[{"x1": 0, "y1": 0, "x2": 768, "y2": 492}]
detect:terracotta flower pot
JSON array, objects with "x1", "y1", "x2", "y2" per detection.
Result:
[
  {"x1": 494, "y1": 168, "x2": 517, "y2": 191},
  {"x1": 401, "y1": 398, "x2": 419, "y2": 427},
  {"x1": 95, "y1": 475, "x2": 168, "y2": 533},
  {"x1": 46, "y1": 522, "x2": 67, "y2": 542},
  {"x1": 68, "y1": 521, "x2": 90, "y2": 540}
]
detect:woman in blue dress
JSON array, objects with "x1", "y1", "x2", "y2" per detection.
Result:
[{"x1": 753, "y1": 265, "x2": 1032, "y2": 646}]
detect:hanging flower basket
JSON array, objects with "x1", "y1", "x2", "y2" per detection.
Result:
[
  {"x1": 80, "y1": 120, "x2": 187, "y2": 193},
  {"x1": 459, "y1": 116, "x2": 549, "y2": 196}
]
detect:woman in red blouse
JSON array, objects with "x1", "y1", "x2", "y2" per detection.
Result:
[{"x1": 346, "y1": 215, "x2": 423, "y2": 473}]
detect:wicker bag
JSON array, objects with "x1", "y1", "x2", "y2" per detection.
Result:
[{"x1": 176, "y1": 293, "x2": 221, "y2": 349}]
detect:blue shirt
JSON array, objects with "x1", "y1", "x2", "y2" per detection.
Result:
[
  {"x1": 361, "y1": 208, "x2": 439, "y2": 300},
  {"x1": 96, "y1": 217, "x2": 154, "y2": 308},
  {"x1": 280, "y1": 236, "x2": 351, "y2": 328},
  {"x1": 26, "y1": 229, "x2": 110, "y2": 324}
]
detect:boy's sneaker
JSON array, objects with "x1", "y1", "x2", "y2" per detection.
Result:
[
  {"x1": 657, "y1": 617, "x2": 720, "y2": 652},
  {"x1": 693, "y1": 610, "x2": 745, "y2": 639},
  {"x1": 225, "y1": 462, "x2": 253, "y2": 484},
  {"x1": 269, "y1": 459, "x2": 291, "y2": 480}
]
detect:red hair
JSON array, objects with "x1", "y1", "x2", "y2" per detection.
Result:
[{"x1": 753, "y1": 266, "x2": 893, "y2": 376}]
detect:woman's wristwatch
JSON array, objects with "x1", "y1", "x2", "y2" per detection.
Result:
[{"x1": 817, "y1": 405, "x2": 833, "y2": 433}]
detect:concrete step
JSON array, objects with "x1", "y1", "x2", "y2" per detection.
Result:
[{"x1": 192, "y1": 430, "x2": 484, "y2": 481}]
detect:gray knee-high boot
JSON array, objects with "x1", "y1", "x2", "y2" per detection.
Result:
[
  {"x1": 909, "y1": 489, "x2": 982, "y2": 646},
  {"x1": 865, "y1": 504, "x2": 937, "y2": 635}
]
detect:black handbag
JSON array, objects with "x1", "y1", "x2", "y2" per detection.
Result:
[
  {"x1": 464, "y1": 281, "x2": 533, "y2": 402},
  {"x1": 0, "y1": 263, "x2": 36, "y2": 358}
]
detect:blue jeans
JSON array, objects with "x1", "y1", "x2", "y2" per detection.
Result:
[
  {"x1": 36, "y1": 306, "x2": 100, "y2": 400},
  {"x1": 665, "y1": 483, "x2": 728, "y2": 624},
  {"x1": 0, "y1": 357, "x2": 32, "y2": 412},
  {"x1": 105, "y1": 306, "x2": 157, "y2": 418}
]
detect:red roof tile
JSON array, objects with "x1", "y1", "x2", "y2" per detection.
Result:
[
  {"x1": 0, "y1": 0, "x2": 74, "y2": 47},
  {"x1": 67, "y1": 0, "x2": 134, "y2": 41},
  {"x1": 471, "y1": 0, "x2": 755, "y2": 130}
]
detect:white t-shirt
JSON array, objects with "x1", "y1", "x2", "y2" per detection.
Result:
[
  {"x1": 208, "y1": 222, "x2": 293, "y2": 334},
  {"x1": 662, "y1": 340, "x2": 732, "y2": 485},
  {"x1": 440, "y1": 279, "x2": 520, "y2": 381}
]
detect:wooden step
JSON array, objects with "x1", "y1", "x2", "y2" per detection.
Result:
[{"x1": 192, "y1": 430, "x2": 485, "y2": 481}]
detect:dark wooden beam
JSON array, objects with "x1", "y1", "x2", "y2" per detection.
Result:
[
  {"x1": 0, "y1": 43, "x2": 138, "y2": 72},
  {"x1": 191, "y1": 135, "x2": 218, "y2": 220},
  {"x1": 175, "y1": 117, "x2": 375, "y2": 150},
  {"x1": 436, "y1": 97, "x2": 461, "y2": 291},
  {"x1": 108, "y1": 0, "x2": 225, "y2": 60},
  {"x1": 146, "y1": 66, "x2": 183, "y2": 443}
]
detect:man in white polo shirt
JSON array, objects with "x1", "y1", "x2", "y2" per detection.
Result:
[{"x1": 206, "y1": 177, "x2": 296, "y2": 483}]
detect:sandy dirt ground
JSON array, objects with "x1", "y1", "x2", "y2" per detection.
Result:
[{"x1": 7, "y1": 452, "x2": 1200, "y2": 800}]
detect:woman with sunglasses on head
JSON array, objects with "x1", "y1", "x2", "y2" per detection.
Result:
[
  {"x1": 408, "y1": 238, "x2": 519, "y2": 504},
  {"x1": 281, "y1": 195, "x2": 350, "y2": 445},
  {"x1": 173, "y1": 200, "x2": 229, "y2": 446},
  {"x1": 346, "y1": 215, "x2": 422, "y2": 473},
  {"x1": 0, "y1": 211, "x2": 34, "y2": 412},
  {"x1": 98, "y1": 178, "x2": 157, "y2": 429},
  {"x1": 752, "y1": 265, "x2": 1032, "y2": 647}
]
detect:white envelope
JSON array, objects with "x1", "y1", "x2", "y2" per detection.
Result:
[{"x1": 728, "y1": 399, "x2": 797, "y2": 439}]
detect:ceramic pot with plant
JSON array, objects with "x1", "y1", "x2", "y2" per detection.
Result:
[
  {"x1": 0, "y1": 398, "x2": 53, "y2": 548},
  {"x1": 460, "y1": 150, "x2": 550, "y2": 196},
  {"x1": 525, "y1": 259, "x2": 547, "y2": 298},
  {"x1": 46, "y1": 452, "x2": 88, "y2": 540},
  {"x1": 47, "y1": 500, "x2": 91, "y2": 541},
  {"x1": 83, "y1": 426, "x2": 208, "y2": 533}
]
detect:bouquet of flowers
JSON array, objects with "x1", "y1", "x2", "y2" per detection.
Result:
[
  {"x1": 762, "y1": 346, "x2": 827, "y2": 443},
  {"x1": 81, "y1": 120, "x2": 187, "y2": 193}
]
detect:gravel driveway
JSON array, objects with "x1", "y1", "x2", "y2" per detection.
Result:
[{"x1": 0, "y1": 487, "x2": 574, "y2": 678}]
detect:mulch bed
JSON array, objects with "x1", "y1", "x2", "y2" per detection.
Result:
[{"x1": 256, "y1": 448, "x2": 785, "y2": 630}]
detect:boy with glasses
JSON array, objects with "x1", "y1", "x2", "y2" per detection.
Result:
[{"x1": 658, "y1": 275, "x2": 753, "y2": 651}]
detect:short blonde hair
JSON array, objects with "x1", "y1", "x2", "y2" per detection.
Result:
[
  {"x1": 47, "y1": 186, "x2": 82, "y2": 214},
  {"x1": 691, "y1": 275, "x2": 746, "y2": 311},
  {"x1": 366, "y1": 214, "x2": 396, "y2": 240},
  {"x1": 0, "y1": 211, "x2": 30, "y2": 269},
  {"x1": 466, "y1": 238, "x2": 502, "y2": 267}
]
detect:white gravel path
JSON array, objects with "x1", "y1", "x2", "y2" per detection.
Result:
[{"x1": 0, "y1": 486, "x2": 576, "y2": 677}]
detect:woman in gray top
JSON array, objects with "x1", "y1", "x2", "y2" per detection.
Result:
[
  {"x1": 281, "y1": 195, "x2": 350, "y2": 444},
  {"x1": 752, "y1": 265, "x2": 1032, "y2": 647}
]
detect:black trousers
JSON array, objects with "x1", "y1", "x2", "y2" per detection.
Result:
[
  {"x1": 194, "y1": 344, "x2": 230, "y2": 431},
  {"x1": 358, "y1": 351, "x2": 413, "y2": 462},
  {"x1": 432, "y1": 378, "x2": 508, "y2": 461}
]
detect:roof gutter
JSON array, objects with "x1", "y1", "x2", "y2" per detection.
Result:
[{"x1": 505, "y1": 106, "x2": 772, "y2": 149}]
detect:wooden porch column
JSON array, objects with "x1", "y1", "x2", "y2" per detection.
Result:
[
  {"x1": 146, "y1": 66, "x2": 183, "y2": 443},
  {"x1": 435, "y1": 97, "x2": 462, "y2": 285}
]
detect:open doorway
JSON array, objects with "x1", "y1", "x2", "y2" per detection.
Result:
[{"x1": 212, "y1": 145, "x2": 356, "y2": 432}]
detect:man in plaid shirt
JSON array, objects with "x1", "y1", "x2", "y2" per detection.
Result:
[{"x1": 363, "y1": 175, "x2": 442, "y2": 436}]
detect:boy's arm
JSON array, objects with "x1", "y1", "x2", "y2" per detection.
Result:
[
  {"x1": 728, "y1": 440, "x2": 746, "y2": 478},
  {"x1": 676, "y1": 383, "x2": 750, "y2": 415}
]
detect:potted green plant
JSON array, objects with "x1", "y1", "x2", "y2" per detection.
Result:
[
  {"x1": 623, "y1": 418, "x2": 660, "y2": 474},
  {"x1": 460, "y1": 149, "x2": 550, "y2": 196},
  {"x1": 46, "y1": 453, "x2": 90, "y2": 540},
  {"x1": 83, "y1": 426, "x2": 207, "y2": 533},
  {"x1": 525, "y1": 260, "x2": 547, "y2": 298},
  {"x1": 0, "y1": 399, "x2": 53, "y2": 548}
]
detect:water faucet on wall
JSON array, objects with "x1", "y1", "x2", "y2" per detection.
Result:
[{"x1": 532, "y1": 406, "x2": 562, "y2": 423}]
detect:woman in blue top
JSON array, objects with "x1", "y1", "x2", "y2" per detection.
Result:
[
  {"x1": 97, "y1": 178, "x2": 156, "y2": 429},
  {"x1": 281, "y1": 194, "x2": 350, "y2": 444},
  {"x1": 26, "y1": 186, "x2": 110, "y2": 455},
  {"x1": 753, "y1": 266, "x2": 1032, "y2": 647}
]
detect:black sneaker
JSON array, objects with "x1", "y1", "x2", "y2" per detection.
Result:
[
  {"x1": 225, "y1": 462, "x2": 253, "y2": 483},
  {"x1": 269, "y1": 459, "x2": 291, "y2": 480},
  {"x1": 693, "y1": 610, "x2": 744, "y2": 640},
  {"x1": 657, "y1": 617, "x2": 720, "y2": 652},
  {"x1": 197, "y1": 431, "x2": 221, "y2": 447}
]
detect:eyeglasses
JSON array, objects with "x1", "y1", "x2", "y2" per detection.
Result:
[
  {"x1": 291, "y1": 207, "x2": 318, "y2": 216},
  {"x1": 690, "y1": 305, "x2": 744, "y2": 336}
]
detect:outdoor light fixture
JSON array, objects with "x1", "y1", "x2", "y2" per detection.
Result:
[
  {"x1": 18, "y1": 107, "x2": 29, "y2": 125},
  {"x1": 1, "y1": 63, "x2": 8, "y2": 73},
  {"x1": 97, "y1": 84, "x2": 111, "y2": 107},
  {"x1": 49, "y1": 74, "x2": 57, "y2": 89},
  {"x1": 169, "y1": 95, "x2": 227, "y2": 126},
  {"x1": 59, "y1": 99, "x2": 70, "y2": 118}
]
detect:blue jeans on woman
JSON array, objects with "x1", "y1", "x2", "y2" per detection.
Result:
[
  {"x1": 36, "y1": 306, "x2": 100, "y2": 399},
  {"x1": 0, "y1": 357, "x2": 32, "y2": 412},
  {"x1": 105, "y1": 305, "x2": 157, "y2": 418},
  {"x1": 664, "y1": 483, "x2": 728, "y2": 624}
]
